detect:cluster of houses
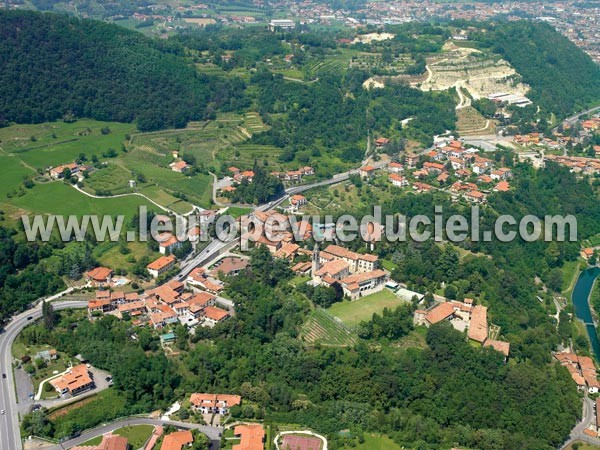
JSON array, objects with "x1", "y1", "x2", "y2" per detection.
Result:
[
  {"x1": 87, "y1": 270, "x2": 231, "y2": 330},
  {"x1": 361, "y1": 138, "x2": 513, "y2": 203},
  {"x1": 219, "y1": 166, "x2": 314, "y2": 196},
  {"x1": 270, "y1": 166, "x2": 314, "y2": 183},
  {"x1": 545, "y1": 154, "x2": 600, "y2": 175},
  {"x1": 554, "y1": 352, "x2": 600, "y2": 393},
  {"x1": 414, "y1": 298, "x2": 510, "y2": 358}
]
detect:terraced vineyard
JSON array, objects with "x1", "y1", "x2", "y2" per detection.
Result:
[{"x1": 301, "y1": 309, "x2": 358, "y2": 347}]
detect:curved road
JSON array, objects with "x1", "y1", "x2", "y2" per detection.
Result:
[
  {"x1": 0, "y1": 300, "x2": 88, "y2": 450},
  {"x1": 46, "y1": 418, "x2": 221, "y2": 450}
]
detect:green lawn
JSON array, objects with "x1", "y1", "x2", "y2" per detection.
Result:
[
  {"x1": 114, "y1": 425, "x2": 155, "y2": 448},
  {"x1": 565, "y1": 442, "x2": 600, "y2": 450},
  {"x1": 341, "y1": 434, "x2": 404, "y2": 450},
  {"x1": 327, "y1": 289, "x2": 407, "y2": 327},
  {"x1": 78, "y1": 424, "x2": 154, "y2": 448},
  {"x1": 226, "y1": 206, "x2": 253, "y2": 219}
]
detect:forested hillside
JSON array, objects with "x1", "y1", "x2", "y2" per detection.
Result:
[
  {"x1": 0, "y1": 10, "x2": 246, "y2": 130},
  {"x1": 482, "y1": 21, "x2": 600, "y2": 118}
]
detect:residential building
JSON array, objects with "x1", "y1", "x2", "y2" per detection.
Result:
[
  {"x1": 49, "y1": 364, "x2": 94, "y2": 396},
  {"x1": 359, "y1": 165, "x2": 376, "y2": 179},
  {"x1": 160, "y1": 430, "x2": 193, "y2": 450},
  {"x1": 71, "y1": 434, "x2": 128, "y2": 450},
  {"x1": 147, "y1": 255, "x2": 177, "y2": 278},
  {"x1": 86, "y1": 267, "x2": 113, "y2": 286},
  {"x1": 389, "y1": 173, "x2": 408, "y2": 188},
  {"x1": 203, "y1": 306, "x2": 230, "y2": 325},
  {"x1": 190, "y1": 393, "x2": 242, "y2": 415},
  {"x1": 233, "y1": 424, "x2": 265, "y2": 450},
  {"x1": 156, "y1": 232, "x2": 182, "y2": 255},
  {"x1": 388, "y1": 162, "x2": 404, "y2": 173}
]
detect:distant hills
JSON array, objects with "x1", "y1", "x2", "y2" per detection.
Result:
[{"x1": 0, "y1": 10, "x2": 243, "y2": 131}]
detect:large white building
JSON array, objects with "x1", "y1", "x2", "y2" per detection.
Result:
[{"x1": 269, "y1": 19, "x2": 295, "y2": 31}]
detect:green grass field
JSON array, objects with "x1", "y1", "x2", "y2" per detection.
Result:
[
  {"x1": 301, "y1": 309, "x2": 357, "y2": 346},
  {"x1": 0, "y1": 120, "x2": 135, "y2": 169},
  {"x1": 79, "y1": 424, "x2": 154, "y2": 447},
  {"x1": 341, "y1": 434, "x2": 404, "y2": 450},
  {"x1": 11, "y1": 182, "x2": 153, "y2": 219},
  {"x1": 327, "y1": 289, "x2": 407, "y2": 327}
]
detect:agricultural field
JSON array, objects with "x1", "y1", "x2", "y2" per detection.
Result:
[
  {"x1": 301, "y1": 309, "x2": 358, "y2": 346},
  {"x1": 327, "y1": 289, "x2": 408, "y2": 327},
  {"x1": 456, "y1": 106, "x2": 495, "y2": 135}
]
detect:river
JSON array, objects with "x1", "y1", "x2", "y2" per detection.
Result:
[{"x1": 571, "y1": 267, "x2": 600, "y2": 359}]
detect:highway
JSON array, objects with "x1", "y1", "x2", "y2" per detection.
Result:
[{"x1": 0, "y1": 300, "x2": 88, "y2": 450}]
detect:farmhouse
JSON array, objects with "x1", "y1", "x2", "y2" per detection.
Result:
[
  {"x1": 49, "y1": 162, "x2": 80, "y2": 179},
  {"x1": 170, "y1": 160, "x2": 190, "y2": 173}
]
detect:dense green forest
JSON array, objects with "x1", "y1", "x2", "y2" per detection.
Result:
[
  {"x1": 479, "y1": 21, "x2": 600, "y2": 118},
  {"x1": 0, "y1": 226, "x2": 65, "y2": 324},
  {"x1": 0, "y1": 10, "x2": 247, "y2": 130}
]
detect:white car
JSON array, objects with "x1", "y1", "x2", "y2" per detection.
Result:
[{"x1": 1, "y1": 410, "x2": 5, "y2": 415}]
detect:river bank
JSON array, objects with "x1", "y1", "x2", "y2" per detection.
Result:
[{"x1": 571, "y1": 267, "x2": 600, "y2": 360}]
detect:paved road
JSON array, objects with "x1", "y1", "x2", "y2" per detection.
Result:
[
  {"x1": 561, "y1": 395, "x2": 600, "y2": 449},
  {"x1": 46, "y1": 417, "x2": 222, "y2": 450},
  {"x1": 0, "y1": 300, "x2": 88, "y2": 450},
  {"x1": 554, "y1": 105, "x2": 600, "y2": 131}
]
